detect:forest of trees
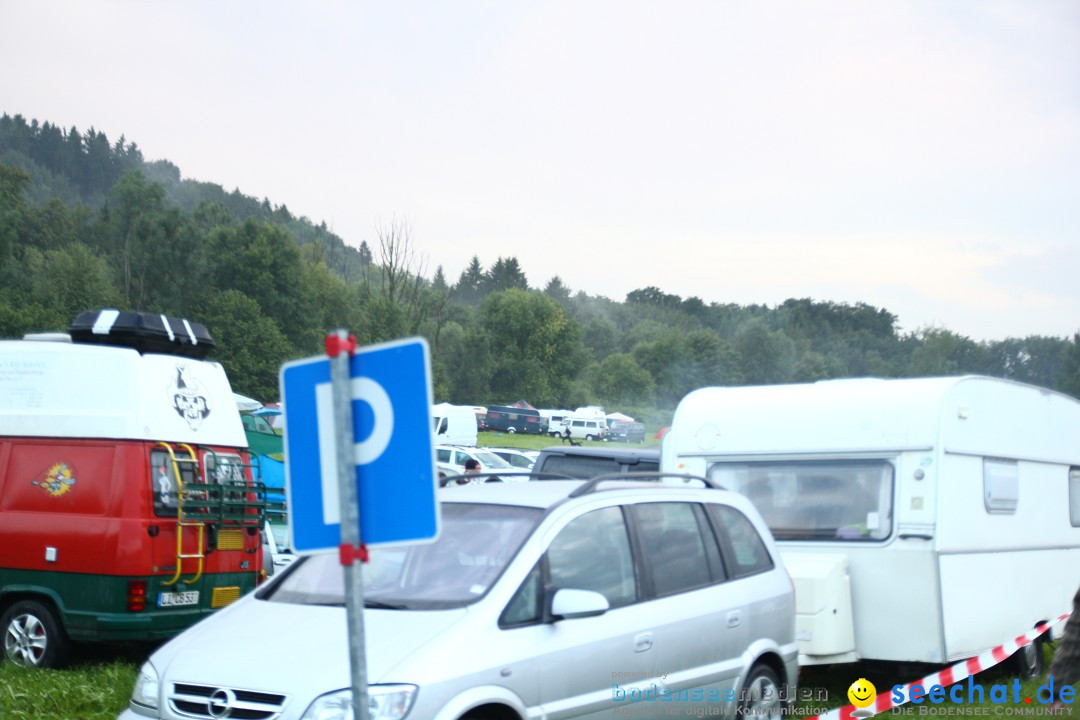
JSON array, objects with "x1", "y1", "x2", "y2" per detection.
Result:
[{"x1": 3, "y1": 112, "x2": 1080, "y2": 421}]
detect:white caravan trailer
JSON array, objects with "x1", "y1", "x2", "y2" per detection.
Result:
[
  {"x1": 431, "y1": 403, "x2": 478, "y2": 446},
  {"x1": 660, "y1": 376, "x2": 1080, "y2": 676}
]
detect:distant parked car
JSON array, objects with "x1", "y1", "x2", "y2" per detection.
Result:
[
  {"x1": 435, "y1": 445, "x2": 512, "y2": 483},
  {"x1": 119, "y1": 478, "x2": 797, "y2": 720},
  {"x1": 488, "y1": 447, "x2": 540, "y2": 470},
  {"x1": 607, "y1": 421, "x2": 646, "y2": 443}
]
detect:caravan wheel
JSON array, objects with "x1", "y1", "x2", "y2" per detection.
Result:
[
  {"x1": 507, "y1": 427, "x2": 516, "y2": 434},
  {"x1": 1009, "y1": 636, "x2": 1044, "y2": 679}
]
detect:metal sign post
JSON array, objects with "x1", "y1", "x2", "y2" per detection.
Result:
[
  {"x1": 280, "y1": 332, "x2": 438, "y2": 720},
  {"x1": 326, "y1": 330, "x2": 370, "y2": 720}
]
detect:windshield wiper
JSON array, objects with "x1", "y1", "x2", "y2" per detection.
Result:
[{"x1": 364, "y1": 599, "x2": 409, "y2": 610}]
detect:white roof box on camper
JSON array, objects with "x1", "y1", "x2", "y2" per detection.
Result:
[{"x1": 1, "y1": 310, "x2": 244, "y2": 447}]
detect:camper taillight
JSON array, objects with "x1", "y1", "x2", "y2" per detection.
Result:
[{"x1": 128, "y1": 581, "x2": 148, "y2": 612}]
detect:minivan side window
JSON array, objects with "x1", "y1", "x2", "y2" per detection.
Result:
[
  {"x1": 546, "y1": 506, "x2": 636, "y2": 608},
  {"x1": 630, "y1": 503, "x2": 714, "y2": 597},
  {"x1": 500, "y1": 563, "x2": 542, "y2": 627},
  {"x1": 708, "y1": 505, "x2": 774, "y2": 578}
]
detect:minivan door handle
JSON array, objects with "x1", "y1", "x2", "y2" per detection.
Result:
[
  {"x1": 727, "y1": 611, "x2": 741, "y2": 628},
  {"x1": 634, "y1": 632, "x2": 653, "y2": 652}
]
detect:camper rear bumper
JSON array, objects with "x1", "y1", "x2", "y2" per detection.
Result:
[
  {"x1": 66, "y1": 607, "x2": 213, "y2": 642},
  {"x1": 798, "y1": 650, "x2": 861, "y2": 666}
]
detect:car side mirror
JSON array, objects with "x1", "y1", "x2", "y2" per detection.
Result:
[{"x1": 550, "y1": 588, "x2": 609, "y2": 620}]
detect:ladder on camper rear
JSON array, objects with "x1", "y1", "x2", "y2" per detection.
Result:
[
  {"x1": 157, "y1": 442, "x2": 207, "y2": 587},
  {"x1": 156, "y1": 442, "x2": 268, "y2": 587}
]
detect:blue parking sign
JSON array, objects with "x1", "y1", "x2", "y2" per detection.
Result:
[{"x1": 280, "y1": 337, "x2": 439, "y2": 553}]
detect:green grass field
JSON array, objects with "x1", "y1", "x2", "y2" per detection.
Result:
[
  {"x1": 0, "y1": 644, "x2": 145, "y2": 720},
  {"x1": 476, "y1": 428, "x2": 663, "y2": 452}
]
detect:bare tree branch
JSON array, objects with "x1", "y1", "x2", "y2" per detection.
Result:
[{"x1": 375, "y1": 216, "x2": 430, "y2": 332}]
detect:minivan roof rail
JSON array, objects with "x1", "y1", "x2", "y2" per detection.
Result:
[{"x1": 439, "y1": 470, "x2": 575, "y2": 487}]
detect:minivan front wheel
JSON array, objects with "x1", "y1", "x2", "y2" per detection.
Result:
[
  {"x1": 2, "y1": 600, "x2": 69, "y2": 668},
  {"x1": 738, "y1": 664, "x2": 783, "y2": 720}
]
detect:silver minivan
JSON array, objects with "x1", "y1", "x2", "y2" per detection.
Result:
[{"x1": 120, "y1": 478, "x2": 797, "y2": 720}]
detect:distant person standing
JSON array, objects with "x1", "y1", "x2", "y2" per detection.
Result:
[
  {"x1": 1050, "y1": 584, "x2": 1080, "y2": 708},
  {"x1": 457, "y1": 459, "x2": 481, "y2": 485}
]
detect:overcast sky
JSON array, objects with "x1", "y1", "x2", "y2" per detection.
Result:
[{"x1": 4, "y1": 1, "x2": 1079, "y2": 341}]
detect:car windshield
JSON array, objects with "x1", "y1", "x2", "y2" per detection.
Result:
[
  {"x1": 472, "y1": 451, "x2": 512, "y2": 468},
  {"x1": 266, "y1": 503, "x2": 542, "y2": 609},
  {"x1": 495, "y1": 451, "x2": 536, "y2": 469}
]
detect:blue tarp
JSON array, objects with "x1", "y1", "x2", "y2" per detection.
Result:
[{"x1": 259, "y1": 455, "x2": 286, "y2": 511}]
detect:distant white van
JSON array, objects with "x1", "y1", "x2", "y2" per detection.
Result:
[
  {"x1": 661, "y1": 376, "x2": 1080, "y2": 677},
  {"x1": 539, "y1": 409, "x2": 573, "y2": 437},
  {"x1": 432, "y1": 403, "x2": 478, "y2": 446},
  {"x1": 555, "y1": 416, "x2": 608, "y2": 442}
]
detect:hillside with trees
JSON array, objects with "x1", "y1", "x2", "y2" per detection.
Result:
[{"x1": 3, "y1": 112, "x2": 1079, "y2": 413}]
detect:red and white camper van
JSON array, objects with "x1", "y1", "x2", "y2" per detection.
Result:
[{"x1": 0, "y1": 310, "x2": 266, "y2": 668}]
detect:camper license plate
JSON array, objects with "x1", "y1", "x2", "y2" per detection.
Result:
[{"x1": 157, "y1": 591, "x2": 199, "y2": 608}]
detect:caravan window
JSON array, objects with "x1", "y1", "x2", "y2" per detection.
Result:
[
  {"x1": 708, "y1": 460, "x2": 894, "y2": 541},
  {"x1": 983, "y1": 459, "x2": 1018, "y2": 514}
]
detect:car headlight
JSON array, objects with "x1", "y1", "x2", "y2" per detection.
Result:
[
  {"x1": 301, "y1": 684, "x2": 418, "y2": 720},
  {"x1": 129, "y1": 661, "x2": 159, "y2": 714}
]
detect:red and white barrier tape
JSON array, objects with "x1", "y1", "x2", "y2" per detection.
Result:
[{"x1": 804, "y1": 613, "x2": 1071, "y2": 720}]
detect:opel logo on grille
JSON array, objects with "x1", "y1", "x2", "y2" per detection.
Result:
[{"x1": 208, "y1": 688, "x2": 237, "y2": 718}]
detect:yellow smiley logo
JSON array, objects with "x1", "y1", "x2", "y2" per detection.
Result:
[{"x1": 848, "y1": 678, "x2": 876, "y2": 708}]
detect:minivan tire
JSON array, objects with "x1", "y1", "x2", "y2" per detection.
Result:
[
  {"x1": 737, "y1": 664, "x2": 783, "y2": 719},
  {"x1": 2, "y1": 599, "x2": 70, "y2": 669}
]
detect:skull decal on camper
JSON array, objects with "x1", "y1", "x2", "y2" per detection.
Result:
[{"x1": 169, "y1": 365, "x2": 211, "y2": 431}]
